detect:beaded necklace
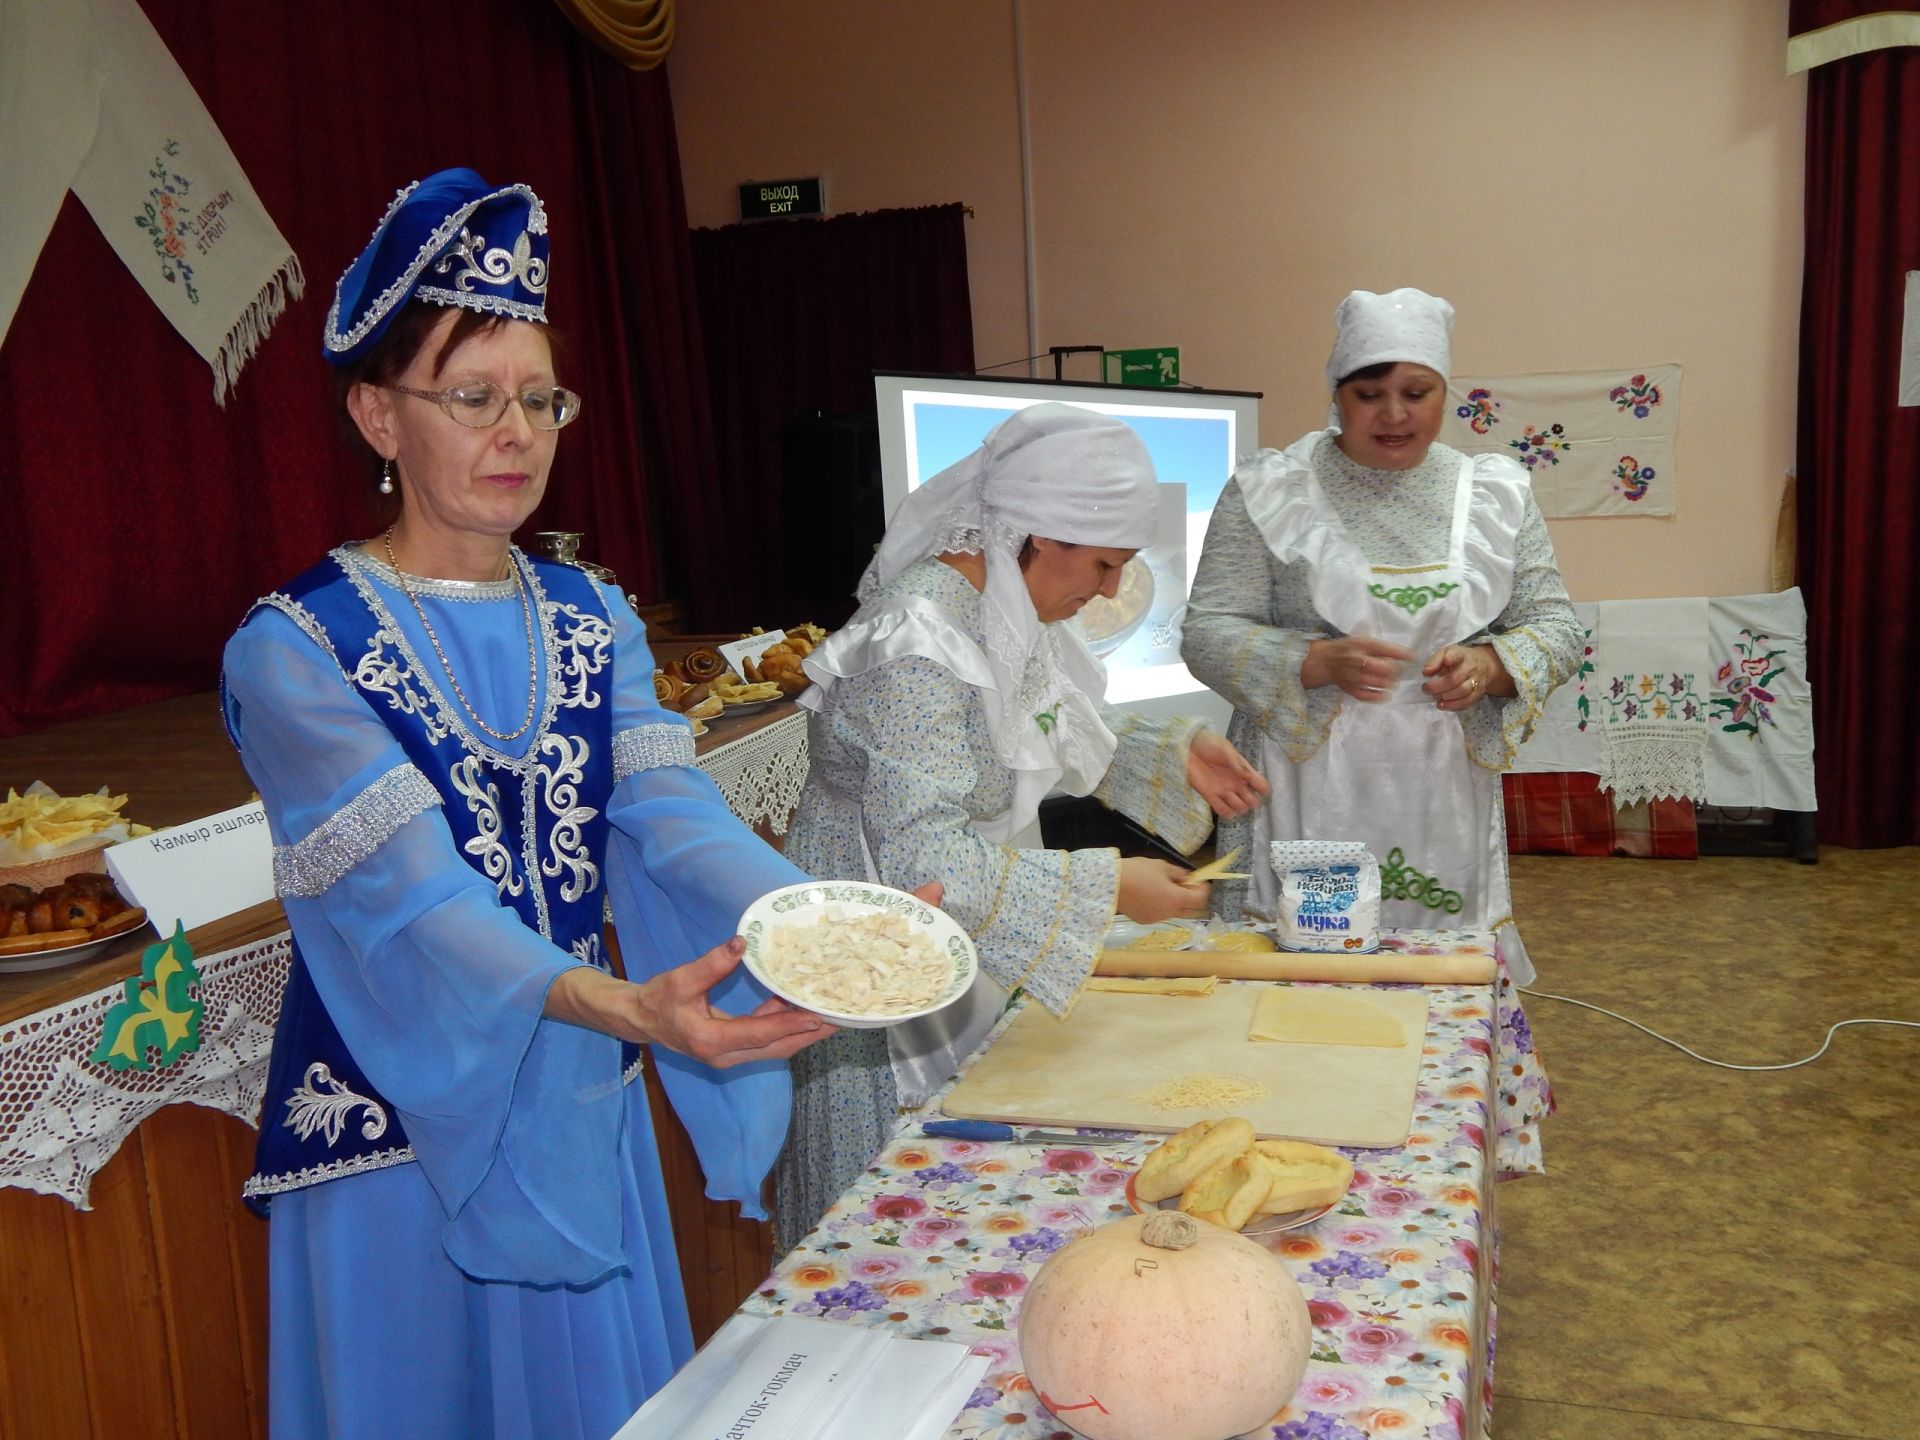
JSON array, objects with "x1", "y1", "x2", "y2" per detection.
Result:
[{"x1": 382, "y1": 527, "x2": 539, "y2": 743}]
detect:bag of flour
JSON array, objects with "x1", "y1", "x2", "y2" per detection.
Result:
[{"x1": 1269, "y1": 840, "x2": 1382, "y2": 953}]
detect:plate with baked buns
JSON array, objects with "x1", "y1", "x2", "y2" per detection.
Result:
[
  {"x1": 1125, "y1": 1117, "x2": 1353, "y2": 1239},
  {"x1": 0, "y1": 872, "x2": 150, "y2": 973}
]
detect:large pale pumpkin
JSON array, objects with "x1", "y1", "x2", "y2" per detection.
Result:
[{"x1": 1016, "y1": 1210, "x2": 1311, "y2": 1440}]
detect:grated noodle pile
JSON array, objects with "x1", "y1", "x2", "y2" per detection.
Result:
[{"x1": 1132, "y1": 1074, "x2": 1274, "y2": 1113}]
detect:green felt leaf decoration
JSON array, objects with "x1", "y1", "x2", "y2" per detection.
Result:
[{"x1": 90, "y1": 922, "x2": 203, "y2": 1073}]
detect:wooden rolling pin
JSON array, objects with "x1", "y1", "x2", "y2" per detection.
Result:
[{"x1": 1095, "y1": 948, "x2": 1496, "y2": 984}]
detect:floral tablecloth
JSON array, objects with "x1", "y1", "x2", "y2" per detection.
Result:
[{"x1": 742, "y1": 977, "x2": 1503, "y2": 1440}]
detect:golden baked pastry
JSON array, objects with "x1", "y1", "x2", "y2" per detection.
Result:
[{"x1": 1134, "y1": 1117, "x2": 1255, "y2": 1204}]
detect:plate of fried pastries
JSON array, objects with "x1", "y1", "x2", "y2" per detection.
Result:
[{"x1": 1124, "y1": 1117, "x2": 1353, "y2": 1240}]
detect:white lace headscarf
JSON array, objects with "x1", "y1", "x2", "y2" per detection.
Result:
[
  {"x1": 1323, "y1": 287, "x2": 1454, "y2": 431},
  {"x1": 846, "y1": 402, "x2": 1159, "y2": 813}
]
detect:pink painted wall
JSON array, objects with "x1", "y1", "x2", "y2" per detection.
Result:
[{"x1": 669, "y1": 1, "x2": 1806, "y2": 601}]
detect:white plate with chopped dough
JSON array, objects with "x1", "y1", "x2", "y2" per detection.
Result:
[{"x1": 737, "y1": 881, "x2": 978, "y2": 1029}]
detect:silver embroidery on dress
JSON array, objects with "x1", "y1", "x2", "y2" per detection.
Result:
[
  {"x1": 612, "y1": 723, "x2": 695, "y2": 779},
  {"x1": 549, "y1": 602, "x2": 614, "y2": 710},
  {"x1": 449, "y1": 755, "x2": 524, "y2": 897},
  {"x1": 282, "y1": 1062, "x2": 390, "y2": 1145},
  {"x1": 569, "y1": 932, "x2": 607, "y2": 971},
  {"x1": 536, "y1": 733, "x2": 601, "y2": 902},
  {"x1": 242, "y1": 1145, "x2": 416, "y2": 1200},
  {"x1": 336, "y1": 546, "x2": 562, "y2": 771},
  {"x1": 352, "y1": 625, "x2": 452, "y2": 743},
  {"x1": 274, "y1": 764, "x2": 443, "y2": 898}
]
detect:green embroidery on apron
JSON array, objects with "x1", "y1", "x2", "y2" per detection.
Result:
[
  {"x1": 1380, "y1": 847, "x2": 1464, "y2": 914},
  {"x1": 1368, "y1": 580, "x2": 1460, "y2": 616}
]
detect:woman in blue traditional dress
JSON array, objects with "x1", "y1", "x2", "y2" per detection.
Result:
[
  {"x1": 773, "y1": 403, "x2": 1270, "y2": 1245},
  {"x1": 222, "y1": 169, "x2": 847, "y2": 1439}
]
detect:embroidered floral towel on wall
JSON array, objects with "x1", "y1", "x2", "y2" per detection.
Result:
[
  {"x1": 1592, "y1": 597, "x2": 1710, "y2": 807},
  {"x1": 0, "y1": 0, "x2": 302, "y2": 403},
  {"x1": 1443, "y1": 365, "x2": 1682, "y2": 518},
  {"x1": 1703, "y1": 588, "x2": 1816, "y2": 811}
]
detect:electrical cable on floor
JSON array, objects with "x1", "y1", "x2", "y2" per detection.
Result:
[{"x1": 1518, "y1": 989, "x2": 1920, "y2": 1071}]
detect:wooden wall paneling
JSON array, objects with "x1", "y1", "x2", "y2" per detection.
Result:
[
  {"x1": 0, "y1": 1183, "x2": 93, "y2": 1439},
  {"x1": 60, "y1": 1130, "x2": 178, "y2": 1438},
  {"x1": 140, "y1": 1105, "x2": 260, "y2": 1440},
  {"x1": 214, "y1": 1117, "x2": 270, "y2": 1439}
]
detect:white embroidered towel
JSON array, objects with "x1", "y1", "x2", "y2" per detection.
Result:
[
  {"x1": 1703, "y1": 588, "x2": 1817, "y2": 811},
  {"x1": 1592, "y1": 597, "x2": 1711, "y2": 808},
  {"x1": 1, "y1": 0, "x2": 302, "y2": 403},
  {"x1": 1507, "y1": 601, "x2": 1603, "y2": 774},
  {"x1": 1442, "y1": 365, "x2": 1682, "y2": 518}
]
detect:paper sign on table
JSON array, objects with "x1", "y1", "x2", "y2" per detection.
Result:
[
  {"x1": 104, "y1": 802, "x2": 273, "y2": 934},
  {"x1": 716, "y1": 630, "x2": 793, "y2": 680},
  {"x1": 612, "y1": 1313, "x2": 988, "y2": 1440}
]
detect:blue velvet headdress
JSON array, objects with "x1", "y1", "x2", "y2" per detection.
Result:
[{"x1": 322, "y1": 167, "x2": 548, "y2": 365}]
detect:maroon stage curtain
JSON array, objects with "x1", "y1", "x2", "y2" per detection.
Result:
[
  {"x1": 1795, "y1": 40, "x2": 1920, "y2": 846},
  {"x1": 686, "y1": 204, "x2": 974, "y2": 631},
  {"x1": 0, "y1": 1, "x2": 717, "y2": 737}
]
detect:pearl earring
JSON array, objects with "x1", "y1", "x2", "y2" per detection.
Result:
[{"x1": 379, "y1": 459, "x2": 395, "y2": 496}]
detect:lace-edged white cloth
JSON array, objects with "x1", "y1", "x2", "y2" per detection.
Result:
[
  {"x1": 1, "y1": 717, "x2": 815, "y2": 1210},
  {"x1": 0, "y1": 933, "x2": 289, "y2": 1209},
  {"x1": 698, "y1": 710, "x2": 810, "y2": 835}
]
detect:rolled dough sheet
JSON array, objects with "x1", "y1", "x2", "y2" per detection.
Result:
[{"x1": 1249, "y1": 987, "x2": 1408, "y2": 1047}]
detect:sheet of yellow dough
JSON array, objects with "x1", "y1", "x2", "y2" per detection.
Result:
[{"x1": 1249, "y1": 988, "x2": 1407, "y2": 1047}]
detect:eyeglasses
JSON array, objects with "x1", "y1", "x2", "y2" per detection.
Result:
[{"x1": 382, "y1": 381, "x2": 584, "y2": 431}]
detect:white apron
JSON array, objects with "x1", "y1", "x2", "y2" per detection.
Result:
[{"x1": 1245, "y1": 445, "x2": 1529, "y2": 979}]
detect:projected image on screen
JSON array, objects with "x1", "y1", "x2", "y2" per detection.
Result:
[{"x1": 875, "y1": 375, "x2": 1260, "y2": 710}]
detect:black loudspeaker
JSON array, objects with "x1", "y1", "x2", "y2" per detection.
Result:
[{"x1": 780, "y1": 410, "x2": 884, "y2": 628}]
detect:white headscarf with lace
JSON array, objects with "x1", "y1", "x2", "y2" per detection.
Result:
[{"x1": 804, "y1": 402, "x2": 1159, "y2": 842}]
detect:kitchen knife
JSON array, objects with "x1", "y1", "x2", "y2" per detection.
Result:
[{"x1": 920, "y1": 1119, "x2": 1136, "y2": 1146}]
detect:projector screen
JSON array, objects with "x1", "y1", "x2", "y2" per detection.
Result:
[{"x1": 873, "y1": 372, "x2": 1260, "y2": 723}]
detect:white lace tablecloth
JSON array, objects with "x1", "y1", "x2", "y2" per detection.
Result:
[
  {"x1": 0, "y1": 718, "x2": 813, "y2": 1209},
  {"x1": 699, "y1": 709, "x2": 810, "y2": 834}
]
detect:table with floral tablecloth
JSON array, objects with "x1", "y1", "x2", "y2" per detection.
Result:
[{"x1": 741, "y1": 966, "x2": 1508, "y2": 1440}]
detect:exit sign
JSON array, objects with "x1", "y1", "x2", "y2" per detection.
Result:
[
  {"x1": 739, "y1": 177, "x2": 824, "y2": 221},
  {"x1": 1103, "y1": 347, "x2": 1180, "y2": 387}
]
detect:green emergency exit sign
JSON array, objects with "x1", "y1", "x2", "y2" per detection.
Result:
[{"x1": 1103, "y1": 347, "x2": 1180, "y2": 387}]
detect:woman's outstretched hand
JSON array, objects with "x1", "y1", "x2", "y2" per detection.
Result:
[
  {"x1": 1186, "y1": 730, "x2": 1270, "y2": 818},
  {"x1": 547, "y1": 883, "x2": 948, "y2": 1066}
]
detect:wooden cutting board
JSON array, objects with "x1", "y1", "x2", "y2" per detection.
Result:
[{"x1": 942, "y1": 983, "x2": 1428, "y2": 1149}]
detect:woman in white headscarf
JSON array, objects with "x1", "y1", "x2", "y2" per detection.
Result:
[
  {"x1": 774, "y1": 402, "x2": 1267, "y2": 1243},
  {"x1": 1182, "y1": 289, "x2": 1581, "y2": 1176}
]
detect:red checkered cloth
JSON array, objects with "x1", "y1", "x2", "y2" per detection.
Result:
[{"x1": 1503, "y1": 772, "x2": 1698, "y2": 858}]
